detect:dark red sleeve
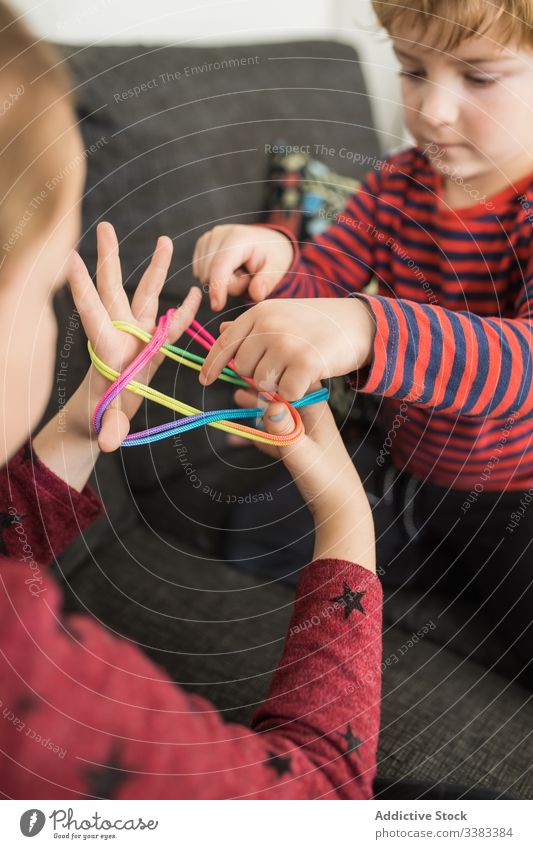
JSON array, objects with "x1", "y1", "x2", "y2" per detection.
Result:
[
  {"x1": 0, "y1": 558, "x2": 381, "y2": 800},
  {"x1": 0, "y1": 440, "x2": 102, "y2": 570},
  {"x1": 0, "y1": 444, "x2": 382, "y2": 799}
]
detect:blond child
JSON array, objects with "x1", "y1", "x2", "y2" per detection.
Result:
[{"x1": 195, "y1": 0, "x2": 533, "y2": 682}]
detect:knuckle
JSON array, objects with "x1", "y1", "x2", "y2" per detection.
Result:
[
  {"x1": 216, "y1": 330, "x2": 233, "y2": 351},
  {"x1": 258, "y1": 314, "x2": 278, "y2": 339},
  {"x1": 275, "y1": 337, "x2": 295, "y2": 356},
  {"x1": 256, "y1": 372, "x2": 278, "y2": 393},
  {"x1": 253, "y1": 303, "x2": 273, "y2": 325}
]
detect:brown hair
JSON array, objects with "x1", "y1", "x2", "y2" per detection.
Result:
[
  {"x1": 371, "y1": 0, "x2": 533, "y2": 52},
  {"x1": 0, "y1": 2, "x2": 77, "y2": 260}
]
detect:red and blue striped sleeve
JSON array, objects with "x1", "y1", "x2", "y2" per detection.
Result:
[
  {"x1": 350, "y1": 272, "x2": 533, "y2": 419},
  {"x1": 264, "y1": 168, "x2": 381, "y2": 299}
]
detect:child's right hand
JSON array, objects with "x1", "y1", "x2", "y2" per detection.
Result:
[
  {"x1": 241, "y1": 388, "x2": 376, "y2": 574},
  {"x1": 192, "y1": 225, "x2": 293, "y2": 311}
]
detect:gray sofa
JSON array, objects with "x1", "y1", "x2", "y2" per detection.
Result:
[{"x1": 44, "y1": 40, "x2": 532, "y2": 799}]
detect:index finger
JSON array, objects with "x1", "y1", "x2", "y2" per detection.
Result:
[
  {"x1": 209, "y1": 252, "x2": 249, "y2": 312},
  {"x1": 199, "y1": 312, "x2": 254, "y2": 385}
]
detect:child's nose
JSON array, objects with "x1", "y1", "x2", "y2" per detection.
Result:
[{"x1": 419, "y1": 81, "x2": 459, "y2": 128}]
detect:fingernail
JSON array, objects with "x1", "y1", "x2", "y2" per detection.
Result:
[{"x1": 268, "y1": 410, "x2": 286, "y2": 422}]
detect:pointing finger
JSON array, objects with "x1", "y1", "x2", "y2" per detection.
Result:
[{"x1": 199, "y1": 312, "x2": 254, "y2": 385}]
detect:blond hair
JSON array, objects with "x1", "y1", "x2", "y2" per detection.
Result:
[
  {"x1": 371, "y1": 0, "x2": 533, "y2": 52},
  {"x1": 0, "y1": 2, "x2": 77, "y2": 261}
]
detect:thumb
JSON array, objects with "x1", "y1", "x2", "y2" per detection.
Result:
[
  {"x1": 262, "y1": 400, "x2": 310, "y2": 478},
  {"x1": 262, "y1": 401, "x2": 294, "y2": 437},
  {"x1": 98, "y1": 403, "x2": 131, "y2": 452}
]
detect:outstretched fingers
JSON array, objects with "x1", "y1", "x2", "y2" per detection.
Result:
[
  {"x1": 166, "y1": 286, "x2": 203, "y2": 345},
  {"x1": 95, "y1": 222, "x2": 131, "y2": 320},
  {"x1": 66, "y1": 249, "x2": 114, "y2": 345},
  {"x1": 131, "y1": 235, "x2": 174, "y2": 326}
]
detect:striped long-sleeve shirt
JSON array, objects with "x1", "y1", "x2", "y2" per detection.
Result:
[{"x1": 267, "y1": 146, "x2": 533, "y2": 491}]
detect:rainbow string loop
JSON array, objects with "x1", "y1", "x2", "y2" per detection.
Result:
[{"x1": 88, "y1": 308, "x2": 329, "y2": 447}]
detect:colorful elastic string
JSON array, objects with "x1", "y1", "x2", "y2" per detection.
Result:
[{"x1": 89, "y1": 307, "x2": 329, "y2": 448}]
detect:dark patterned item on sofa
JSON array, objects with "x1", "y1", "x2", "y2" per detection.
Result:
[{"x1": 264, "y1": 141, "x2": 360, "y2": 242}]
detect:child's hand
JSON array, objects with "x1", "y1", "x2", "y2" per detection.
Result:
[
  {"x1": 199, "y1": 298, "x2": 376, "y2": 401},
  {"x1": 67, "y1": 221, "x2": 202, "y2": 452},
  {"x1": 192, "y1": 224, "x2": 294, "y2": 311},
  {"x1": 242, "y1": 387, "x2": 376, "y2": 573}
]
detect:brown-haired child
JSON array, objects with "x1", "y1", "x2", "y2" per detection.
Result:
[{"x1": 196, "y1": 0, "x2": 533, "y2": 684}]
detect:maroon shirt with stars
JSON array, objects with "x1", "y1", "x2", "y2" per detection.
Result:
[{"x1": 0, "y1": 442, "x2": 382, "y2": 799}]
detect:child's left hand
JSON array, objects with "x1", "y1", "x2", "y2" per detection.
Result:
[
  {"x1": 199, "y1": 297, "x2": 376, "y2": 400},
  {"x1": 67, "y1": 222, "x2": 202, "y2": 452}
]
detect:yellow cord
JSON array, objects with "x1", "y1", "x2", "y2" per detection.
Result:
[{"x1": 87, "y1": 332, "x2": 281, "y2": 446}]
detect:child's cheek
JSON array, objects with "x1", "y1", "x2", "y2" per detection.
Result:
[{"x1": 401, "y1": 88, "x2": 421, "y2": 135}]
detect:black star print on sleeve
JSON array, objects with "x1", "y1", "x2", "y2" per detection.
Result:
[
  {"x1": 329, "y1": 582, "x2": 366, "y2": 619},
  {"x1": 83, "y1": 743, "x2": 132, "y2": 799},
  {"x1": 264, "y1": 750, "x2": 293, "y2": 777},
  {"x1": 340, "y1": 724, "x2": 363, "y2": 757},
  {"x1": 13, "y1": 695, "x2": 36, "y2": 716}
]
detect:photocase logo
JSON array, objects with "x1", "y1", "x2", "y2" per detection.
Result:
[{"x1": 20, "y1": 809, "x2": 46, "y2": 837}]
